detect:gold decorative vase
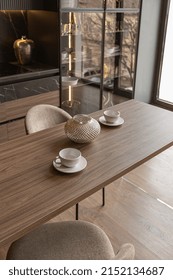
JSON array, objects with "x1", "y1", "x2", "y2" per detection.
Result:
[
  {"x1": 13, "y1": 36, "x2": 35, "y2": 65},
  {"x1": 65, "y1": 114, "x2": 101, "y2": 143}
]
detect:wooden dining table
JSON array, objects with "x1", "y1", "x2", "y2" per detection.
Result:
[{"x1": 1, "y1": 99, "x2": 173, "y2": 247}]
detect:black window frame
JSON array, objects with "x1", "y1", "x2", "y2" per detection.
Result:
[{"x1": 152, "y1": 0, "x2": 173, "y2": 111}]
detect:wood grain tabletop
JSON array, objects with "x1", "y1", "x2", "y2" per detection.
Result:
[{"x1": 1, "y1": 99, "x2": 173, "y2": 246}]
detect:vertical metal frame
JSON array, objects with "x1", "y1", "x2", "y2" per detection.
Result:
[
  {"x1": 152, "y1": 0, "x2": 173, "y2": 110},
  {"x1": 58, "y1": 0, "x2": 63, "y2": 107},
  {"x1": 132, "y1": 0, "x2": 143, "y2": 99},
  {"x1": 100, "y1": 0, "x2": 106, "y2": 109}
]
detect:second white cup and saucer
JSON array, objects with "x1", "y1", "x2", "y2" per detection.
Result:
[
  {"x1": 99, "y1": 109, "x2": 124, "y2": 126},
  {"x1": 53, "y1": 147, "x2": 87, "y2": 173}
]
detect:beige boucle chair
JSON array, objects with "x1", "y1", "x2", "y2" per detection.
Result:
[
  {"x1": 25, "y1": 104, "x2": 72, "y2": 134},
  {"x1": 6, "y1": 221, "x2": 135, "y2": 260}
]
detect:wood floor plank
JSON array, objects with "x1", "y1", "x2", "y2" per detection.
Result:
[
  {"x1": 67, "y1": 179, "x2": 173, "y2": 259},
  {"x1": 49, "y1": 175, "x2": 173, "y2": 260},
  {"x1": 75, "y1": 178, "x2": 173, "y2": 260},
  {"x1": 124, "y1": 146, "x2": 173, "y2": 208}
]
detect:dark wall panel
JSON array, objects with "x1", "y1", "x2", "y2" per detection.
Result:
[
  {"x1": 0, "y1": 11, "x2": 27, "y2": 63},
  {"x1": 0, "y1": 0, "x2": 43, "y2": 10},
  {"x1": 27, "y1": 10, "x2": 59, "y2": 67}
]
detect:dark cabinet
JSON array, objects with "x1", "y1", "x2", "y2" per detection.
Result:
[
  {"x1": 0, "y1": 0, "x2": 57, "y2": 11},
  {"x1": 0, "y1": 0, "x2": 142, "y2": 114}
]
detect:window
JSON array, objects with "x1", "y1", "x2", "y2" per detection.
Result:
[{"x1": 154, "y1": 0, "x2": 173, "y2": 109}]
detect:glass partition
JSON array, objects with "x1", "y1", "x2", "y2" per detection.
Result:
[
  {"x1": 60, "y1": 0, "x2": 104, "y2": 10},
  {"x1": 107, "y1": 0, "x2": 140, "y2": 9},
  {"x1": 60, "y1": 10, "x2": 103, "y2": 115},
  {"x1": 59, "y1": 0, "x2": 141, "y2": 115},
  {"x1": 104, "y1": 11, "x2": 140, "y2": 93}
]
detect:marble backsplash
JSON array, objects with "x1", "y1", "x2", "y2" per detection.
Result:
[{"x1": 0, "y1": 75, "x2": 59, "y2": 103}]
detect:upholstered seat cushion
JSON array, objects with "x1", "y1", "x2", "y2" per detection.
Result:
[{"x1": 7, "y1": 221, "x2": 118, "y2": 260}]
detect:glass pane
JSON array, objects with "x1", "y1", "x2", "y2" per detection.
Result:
[
  {"x1": 60, "y1": 12, "x2": 103, "y2": 115},
  {"x1": 78, "y1": 0, "x2": 104, "y2": 8},
  {"x1": 158, "y1": 0, "x2": 173, "y2": 104},
  {"x1": 61, "y1": 0, "x2": 104, "y2": 9},
  {"x1": 104, "y1": 12, "x2": 139, "y2": 93},
  {"x1": 107, "y1": 0, "x2": 140, "y2": 9}
]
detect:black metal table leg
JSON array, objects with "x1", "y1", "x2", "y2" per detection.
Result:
[
  {"x1": 102, "y1": 188, "x2": 105, "y2": 206},
  {"x1": 76, "y1": 203, "x2": 79, "y2": 220}
]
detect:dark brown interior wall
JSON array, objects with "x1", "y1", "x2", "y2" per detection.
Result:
[
  {"x1": 0, "y1": 10, "x2": 28, "y2": 63},
  {"x1": 27, "y1": 10, "x2": 59, "y2": 67},
  {"x1": 0, "y1": 10, "x2": 59, "y2": 67}
]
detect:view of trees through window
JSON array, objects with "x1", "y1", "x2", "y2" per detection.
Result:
[{"x1": 79, "y1": 0, "x2": 140, "y2": 93}]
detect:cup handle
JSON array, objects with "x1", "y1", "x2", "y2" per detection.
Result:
[{"x1": 55, "y1": 156, "x2": 61, "y2": 164}]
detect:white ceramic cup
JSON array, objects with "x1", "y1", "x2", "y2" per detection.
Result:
[
  {"x1": 58, "y1": 148, "x2": 81, "y2": 168},
  {"x1": 103, "y1": 109, "x2": 120, "y2": 123}
]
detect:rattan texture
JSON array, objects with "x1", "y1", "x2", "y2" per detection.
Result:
[{"x1": 65, "y1": 114, "x2": 101, "y2": 143}]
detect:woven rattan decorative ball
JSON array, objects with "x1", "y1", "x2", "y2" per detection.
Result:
[{"x1": 64, "y1": 114, "x2": 101, "y2": 143}]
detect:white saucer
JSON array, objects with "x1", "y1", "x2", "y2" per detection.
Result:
[
  {"x1": 53, "y1": 156, "x2": 87, "y2": 173},
  {"x1": 99, "y1": 116, "x2": 124, "y2": 127}
]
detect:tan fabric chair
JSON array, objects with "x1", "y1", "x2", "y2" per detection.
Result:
[
  {"x1": 6, "y1": 221, "x2": 135, "y2": 260},
  {"x1": 25, "y1": 104, "x2": 72, "y2": 134}
]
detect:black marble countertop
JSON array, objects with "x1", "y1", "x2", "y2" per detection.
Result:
[{"x1": 0, "y1": 62, "x2": 59, "y2": 85}]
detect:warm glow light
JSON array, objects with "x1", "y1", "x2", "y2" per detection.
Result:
[
  {"x1": 68, "y1": 12, "x2": 72, "y2": 102},
  {"x1": 69, "y1": 12, "x2": 72, "y2": 71},
  {"x1": 69, "y1": 86, "x2": 72, "y2": 102}
]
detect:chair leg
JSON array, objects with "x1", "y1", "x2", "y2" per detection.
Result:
[
  {"x1": 75, "y1": 203, "x2": 79, "y2": 220},
  {"x1": 76, "y1": 189, "x2": 104, "y2": 220},
  {"x1": 102, "y1": 188, "x2": 105, "y2": 206}
]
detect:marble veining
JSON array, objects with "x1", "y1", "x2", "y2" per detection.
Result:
[{"x1": 0, "y1": 76, "x2": 59, "y2": 103}]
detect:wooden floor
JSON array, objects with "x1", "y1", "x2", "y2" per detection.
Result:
[
  {"x1": 1, "y1": 96, "x2": 173, "y2": 260},
  {"x1": 51, "y1": 147, "x2": 173, "y2": 260}
]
